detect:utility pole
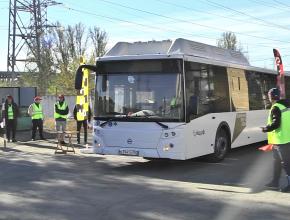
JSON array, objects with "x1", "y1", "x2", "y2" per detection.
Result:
[{"x1": 7, "y1": 0, "x2": 61, "y2": 86}]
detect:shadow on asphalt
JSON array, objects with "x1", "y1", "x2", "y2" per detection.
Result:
[
  {"x1": 0, "y1": 136, "x2": 289, "y2": 220},
  {"x1": 0, "y1": 147, "x2": 22, "y2": 153},
  {"x1": 3, "y1": 130, "x2": 89, "y2": 150},
  {"x1": 112, "y1": 141, "x2": 284, "y2": 194}
]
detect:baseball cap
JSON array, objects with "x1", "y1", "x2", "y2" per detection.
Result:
[
  {"x1": 268, "y1": 88, "x2": 280, "y2": 100},
  {"x1": 34, "y1": 97, "x2": 42, "y2": 101}
]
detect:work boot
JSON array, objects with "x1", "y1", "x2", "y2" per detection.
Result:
[
  {"x1": 265, "y1": 181, "x2": 279, "y2": 188},
  {"x1": 61, "y1": 141, "x2": 66, "y2": 145},
  {"x1": 280, "y1": 176, "x2": 290, "y2": 193},
  {"x1": 40, "y1": 136, "x2": 46, "y2": 140}
]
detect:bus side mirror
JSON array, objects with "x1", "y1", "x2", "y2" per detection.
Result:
[
  {"x1": 74, "y1": 66, "x2": 83, "y2": 90},
  {"x1": 189, "y1": 96, "x2": 199, "y2": 115},
  {"x1": 74, "y1": 65, "x2": 98, "y2": 90}
]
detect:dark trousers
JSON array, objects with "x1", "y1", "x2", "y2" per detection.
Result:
[
  {"x1": 272, "y1": 144, "x2": 290, "y2": 178},
  {"x1": 6, "y1": 119, "x2": 17, "y2": 140},
  {"x1": 31, "y1": 119, "x2": 44, "y2": 139},
  {"x1": 77, "y1": 120, "x2": 87, "y2": 142}
]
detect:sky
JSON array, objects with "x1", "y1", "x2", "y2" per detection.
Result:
[{"x1": 0, "y1": 0, "x2": 290, "y2": 72}]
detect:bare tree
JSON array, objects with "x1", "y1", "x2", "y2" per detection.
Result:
[
  {"x1": 23, "y1": 21, "x2": 108, "y2": 95},
  {"x1": 217, "y1": 31, "x2": 249, "y2": 60},
  {"x1": 89, "y1": 26, "x2": 108, "y2": 58},
  {"x1": 24, "y1": 29, "x2": 55, "y2": 95}
]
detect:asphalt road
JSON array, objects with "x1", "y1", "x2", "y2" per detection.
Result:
[{"x1": 0, "y1": 131, "x2": 289, "y2": 220}]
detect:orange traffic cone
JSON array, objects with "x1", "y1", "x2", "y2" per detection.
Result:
[{"x1": 259, "y1": 144, "x2": 274, "y2": 153}]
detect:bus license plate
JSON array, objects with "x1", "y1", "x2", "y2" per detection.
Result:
[{"x1": 119, "y1": 150, "x2": 139, "y2": 156}]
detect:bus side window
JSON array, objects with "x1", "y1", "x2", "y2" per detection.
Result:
[
  {"x1": 246, "y1": 71, "x2": 276, "y2": 110},
  {"x1": 210, "y1": 66, "x2": 230, "y2": 113}
]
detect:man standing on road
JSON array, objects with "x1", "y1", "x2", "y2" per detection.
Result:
[
  {"x1": 261, "y1": 88, "x2": 290, "y2": 193},
  {"x1": 73, "y1": 104, "x2": 91, "y2": 144},
  {"x1": 54, "y1": 94, "x2": 69, "y2": 144},
  {"x1": 1, "y1": 95, "x2": 19, "y2": 142},
  {"x1": 28, "y1": 97, "x2": 46, "y2": 141}
]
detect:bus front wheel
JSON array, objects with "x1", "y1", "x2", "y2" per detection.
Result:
[{"x1": 207, "y1": 129, "x2": 229, "y2": 163}]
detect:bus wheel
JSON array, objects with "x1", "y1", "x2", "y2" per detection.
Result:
[{"x1": 207, "y1": 129, "x2": 229, "y2": 163}]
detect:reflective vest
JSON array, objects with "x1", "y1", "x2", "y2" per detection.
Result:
[
  {"x1": 31, "y1": 103, "x2": 43, "y2": 119},
  {"x1": 268, "y1": 103, "x2": 290, "y2": 144},
  {"x1": 171, "y1": 97, "x2": 181, "y2": 106},
  {"x1": 170, "y1": 97, "x2": 182, "y2": 118},
  {"x1": 8, "y1": 105, "x2": 13, "y2": 119},
  {"x1": 54, "y1": 102, "x2": 67, "y2": 119}
]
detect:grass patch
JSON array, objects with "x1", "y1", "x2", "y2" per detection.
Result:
[{"x1": 44, "y1": 118, "x2": 93, "y2": 133}]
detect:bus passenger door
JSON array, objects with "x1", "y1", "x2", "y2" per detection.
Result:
[
  {"x1": 227, "y1": 68, "x2": 249, "y2": 112},
  {"x1": 227, "y1": 67, "x2": 252, "y2": 147}
]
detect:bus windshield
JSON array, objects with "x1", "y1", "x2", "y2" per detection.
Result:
[{"x1": 95, "y1": 72, "x2": 184, "y2": 122}]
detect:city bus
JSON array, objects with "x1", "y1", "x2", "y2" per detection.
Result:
[{"x1": 75, "y1": 38, "x2": 290, "y2": 162}]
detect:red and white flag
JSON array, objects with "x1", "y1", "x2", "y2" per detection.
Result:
[{"x1": 273, "y1": 49, "x2": 286, "y2": 99}]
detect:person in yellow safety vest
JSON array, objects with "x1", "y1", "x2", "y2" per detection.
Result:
[
  {"x1": 261, "y1": 88, "x2": 290, "y2": 193},
  {"x1": 54, "y1": 94, "x2": 69, "y2": 144},
  {"x1": 1, "y1": 95, "x2": 19, "y2": 142},
  {"x1": 28, "y1": 97, "x2": 46, "y2": 141},
  {"x1": 170, "y1": 95, "x2": 182, "y2": 117}
]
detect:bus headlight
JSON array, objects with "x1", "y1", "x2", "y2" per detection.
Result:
[
  {"x1": 163, "y1": 146, "x2": 169, "y2": 151},
  {"x1": 94, "y1": 139, "x2": 101, "y2": 147}
]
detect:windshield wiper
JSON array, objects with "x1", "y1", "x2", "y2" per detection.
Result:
[
  {"x1": 129, "y1": 114, "x2": 168, "y2": 129},
  {"x1": 99, "y1": 118, "x2": 113, "y2": 127},
  {"x1": 99, "y1": 114, "x2": 168, "y2": 129},
  {"x1": 149, "y1": 117, "x2": 168, "y2": 129}
]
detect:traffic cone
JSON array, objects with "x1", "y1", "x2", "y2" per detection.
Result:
[{"x1": 259, "y1": 144, "x2": 274, "y2": 153}]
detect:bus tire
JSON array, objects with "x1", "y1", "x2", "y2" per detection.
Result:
[{"x1": 207, "y1": 128, "x2": 229, "y2": 163}]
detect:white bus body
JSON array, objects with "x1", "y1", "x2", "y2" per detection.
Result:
[{"x1": 85, "y1": 38, "x2": 289, "y2": 162}]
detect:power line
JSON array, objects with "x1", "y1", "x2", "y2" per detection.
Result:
[
  {"x1": 202, "y1": 0, "x2": 290, "y2": 30},
  {"x1": 47, "y1": 15, "x2": 142, "y2": 41},
  {"x1": 95, "y1": 0, "x2": 290, "y2": 50},
  {"x1": 156, "y1": 0, "x2": 290, "y2": 30},
  {"x1": 98, "y1": 0, "x2": 290, "y2": 44},
  {"x1": 94, "y1": 0, "x2": 227, "y2": 42},
  {"x1": 251, "y1": 54, "x2": 290, "y2": 62},
  {"x1": 57, "y1": 1, "x2": 290, "y2": 53},
  {"x1": 62, "y1": 1, "x2": 229, "y2": 41},
  {"x1": 273, "y1": 0, "x2": 290, "y2": 9},
  {"x1": 56, "y1": 3, "x2": 169, "y2": 39},
  {"x1": 56, "y1": 0, "x2": 290, "y2": 62},
  {"x1": 248, "y1": 0, "x2": 290, "y2": 12}
]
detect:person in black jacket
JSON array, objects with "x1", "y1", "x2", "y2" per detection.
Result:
[
  {"x1": 261, "y1": 88, "x2": 290, "y2": 192},
  {"x1": 73, "y1": 104, "x2": 91, "y2": 144},
  {"x1": 1, "y1": 95, "x2": 19, "y2": 142}
]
